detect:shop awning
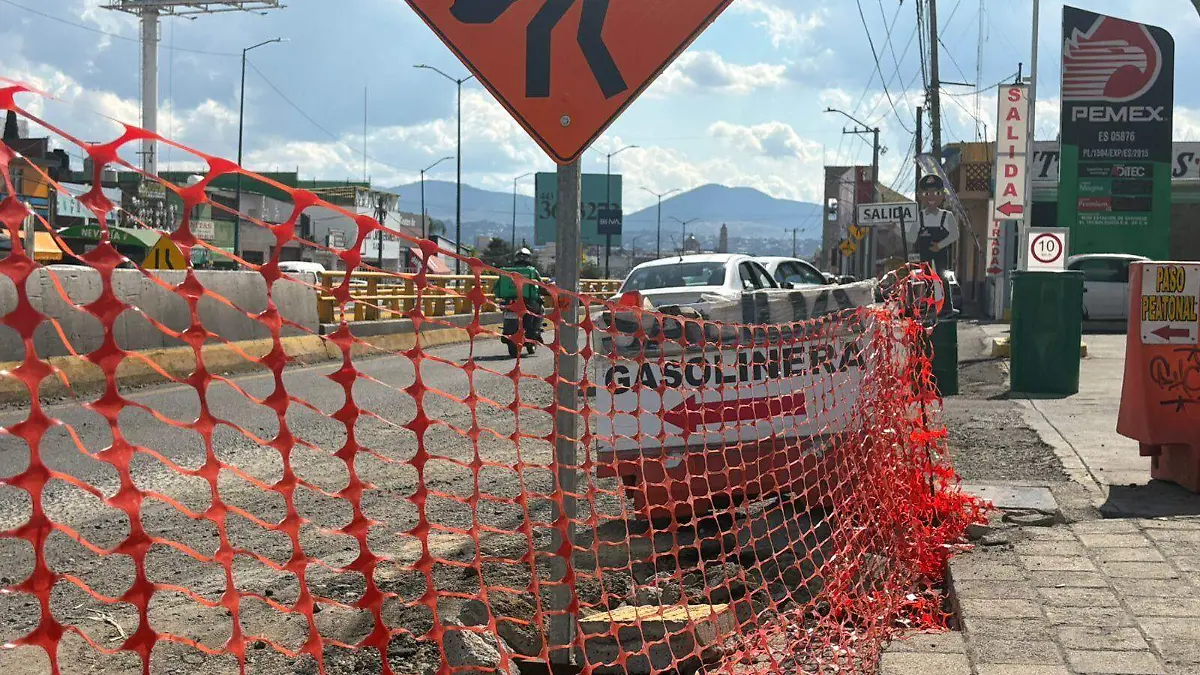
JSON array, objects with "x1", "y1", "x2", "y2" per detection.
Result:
[
  {"x1": 409, "y1": 247, "x2": 451, "y2": 274},
  {"x1": 2, "y1": 231, "x2": 63, "y2": 262},
  {"x1": 56, "y1": 224, "x2": 161, "y2": 250}
]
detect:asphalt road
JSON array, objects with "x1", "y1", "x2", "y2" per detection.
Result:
[{"x1": 0, "y1": 333, "x2": 607, "y2": 675}]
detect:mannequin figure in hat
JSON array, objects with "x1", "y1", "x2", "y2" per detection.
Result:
[{"x1": 903, "y1": 174, "x2": 959, "y2": 314}]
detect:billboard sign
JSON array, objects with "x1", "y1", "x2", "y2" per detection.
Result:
[
  {"x1": 534, "y1": 173, "x2": 623, "y2": 247},
  {"x1": 597, "y1": 208, "x2": 623, "y2": 236},
  {"x1": 1059, "y1": 7, "x2": 1174, "y2": 258}
]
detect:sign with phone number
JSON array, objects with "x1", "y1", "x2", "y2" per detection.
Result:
[{"x1": 533, "y1": 172, "x2": 623, "y2": 247}]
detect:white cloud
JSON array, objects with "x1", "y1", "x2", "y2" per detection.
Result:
[
  {"x1": 653, "y1": 51, "x2": 787, "y2": 97},
  {"x1": 709, "y1": 121, "x2": 821, "y2": 160},
  {"x1": 733, "y1": 0, "x2": 825, "y2": 48}
]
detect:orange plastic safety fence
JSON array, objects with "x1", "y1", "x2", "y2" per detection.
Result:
[{"x1": 0, "y1": 83, "x2": 985, "y2": 675}]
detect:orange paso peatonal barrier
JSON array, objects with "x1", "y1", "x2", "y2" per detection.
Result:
[
  {"x1": 1118, "y1": 261, "x2": 1200, "y2": 491},
  {"x1": 0, "y1": 82, "x2": 984, "y2": 675}
]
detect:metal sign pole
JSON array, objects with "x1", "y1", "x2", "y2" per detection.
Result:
[
  {"x1": 549, "y1": 157, "x2": 581, "y2": 665},
  {"x1": 1021, "y1": 0, "x2": 1041, "y2": 271}
]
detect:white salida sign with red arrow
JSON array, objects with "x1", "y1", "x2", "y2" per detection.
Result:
[{"x1": 993, "y1": 84, "x2": 1030, "y2": 221}]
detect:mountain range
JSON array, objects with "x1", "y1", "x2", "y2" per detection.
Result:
[{"x1": 385, "y1": 180, "x2": 823, "y2": 254}]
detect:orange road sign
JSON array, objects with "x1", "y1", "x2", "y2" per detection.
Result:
[{"x1": 405, "y1": 0, "x2": 735, "y2": 164}]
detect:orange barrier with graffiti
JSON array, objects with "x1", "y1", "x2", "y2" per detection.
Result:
[{"x1": 1118, "y1": 261, "x2": 1200, "y2": 491}]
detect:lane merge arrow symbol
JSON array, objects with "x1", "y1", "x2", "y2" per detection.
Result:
[
  {"x1": 663, "y1": 393, "x2": 807, "y2": 432},
  {"x1": 1151, "y1": 325, "x2": 1193, "y2": 341},
  {"x1": 996, "y1": 202, "x2": 1025, "y2": 217}
]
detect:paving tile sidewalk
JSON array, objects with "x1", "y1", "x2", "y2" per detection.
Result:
[
  {"x1": 881, "y1": 325, "x2": 1200, "y2": 675},
  {"x1": 883, "y1": 519, "x2": 1200, "y2": 675}
]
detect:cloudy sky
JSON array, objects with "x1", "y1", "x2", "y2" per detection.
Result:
[{"x1": 2, "y1": 0, "x2": 1198, "y2": 211}]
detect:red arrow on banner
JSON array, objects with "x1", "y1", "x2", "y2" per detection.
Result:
[
  {"x1": 996, "y1": 202, "x2": 1025, "y2": 217},
  {"x1": 662, "y1": 393, "x2": 807, "y2": 432},
  {"x1": 1151, "y1": 325, "x2": 1193, "y2": 341}
]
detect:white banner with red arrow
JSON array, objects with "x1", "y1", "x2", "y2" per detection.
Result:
[
  {"x1": 993, "y1": 84, "x2": 1030, "y2": 221},
  {"x1": 590, "y1": 326, "x2": 877, "y2": 455}
]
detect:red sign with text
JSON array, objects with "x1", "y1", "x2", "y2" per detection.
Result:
[{"x1": 993, "y1": 84, "x2": 1030, "y2": 220}]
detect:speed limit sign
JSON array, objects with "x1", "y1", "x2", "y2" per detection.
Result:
[{"x1": 1026, "y1": 228, "x2": 1069, "y2": 271}]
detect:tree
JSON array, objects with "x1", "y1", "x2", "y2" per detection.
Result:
[
  {"x1": 428, "y1": 218, "x2": 448, "y2": 236},
  {"x1": 480, "y1": 237, "x2": 515, "y2": 268},
  {"x1": 581, "y1": 260, "x2": 603, "y2": 279}
]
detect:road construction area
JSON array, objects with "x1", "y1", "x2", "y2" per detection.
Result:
[
  {"x1": 0, "y1": 336, "x2": 573, "y2": 674},
  {"x1": 0, "y1": 331, "x2": 841, "y2": 675}
]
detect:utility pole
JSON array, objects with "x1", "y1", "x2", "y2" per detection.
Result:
[
  {"x1": 414, "y1": 65, "x2": 474, "y2": 274},
  {"x1": 915, "y1": 106, "x2": 924, "y2": 190},
  {"x1": 604, "y1": 145, "x2": 637, "y2": 278},
  {"x1": 825, "y1": 108, "x2": 880, "y2": 279},
  {"x1": 786, "y1": 228, "x2": 799, "y2": 258},
  {"x1": 512, "y1": 172, "x2": 533, "y2": 249},
  {"x1": 104, "y1": 1, "x2": 284, "y2": 175},
  {"x1": 235, "y1": 37, "x2": 284, "y2": 259},
  {"x1": 374, "y1": 195, "x2": 387, "y2": 269},
  {"x1": 641, "y1": 187, "x2": 680, "y2": 259},
  {"x1": 1021, "y1": 0, "x2": 1042, "y2": 271},
  {"x1": 929, "y1": 0, "x2": 943, "y2": 159}
]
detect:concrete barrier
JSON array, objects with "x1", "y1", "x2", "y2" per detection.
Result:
[
  {"x1": 0, "y1": 311, "x2": 503, "y2": 405},
  {"x1": 0, "y1": 267, "x2": 320, "y2": 361}
]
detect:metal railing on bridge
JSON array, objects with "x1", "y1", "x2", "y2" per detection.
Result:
[{"x1": 316, "y1": 271, "x2": 623, "y2": 323}]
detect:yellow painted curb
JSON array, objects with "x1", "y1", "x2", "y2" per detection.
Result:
[
  {"x1": 990, "y1": 337, "x2": 1087, "y2": 359},
  {"x1": 0, "y1": 321, "x2": 496, "y2": 406}
]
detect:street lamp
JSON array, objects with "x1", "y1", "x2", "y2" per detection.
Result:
[
  {"x1": 235, "y1": 37, "x2": 285, "y2": 260},
  {"x1": 415, "y1": 64, "x2": 475, "y2": 274},
  {"x1": 670, "y1": 217, "x2": 699, "y2": 254},
  {"x1": 511, "y1": 172, "x2": 534, "y2": 249},
  {"x1": 640, "y1": 187, "x2": 681, "y2": 259},
  {"x1": 421, "y1": 156, "x2": 454, "y2": 239},
  {"x1": 603, "y1": 145, "x2": 638, "y2": 277},
  {"x1": 627, "y1": 233, "x2": 648, "y2": 273}
]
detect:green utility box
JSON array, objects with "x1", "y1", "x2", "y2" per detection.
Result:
[
  {"x1": 1010, "y1": 270, "x2": 1085, "y2": 396},
  {"x1": 930, "y1": 319, "x2": 959, "y2": 396}
]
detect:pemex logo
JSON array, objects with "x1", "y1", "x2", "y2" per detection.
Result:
[{"x1": 1063, "y1": 16, "x2": 1163, "y2": 102}]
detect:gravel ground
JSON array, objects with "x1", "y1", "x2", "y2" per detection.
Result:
[
  {"x1": 939, "y1": 322, "x2": 1068, "y2": 484},
  {"x1": 0, "y1": 332, "x2": 607, "y2": 675},
  {"x1": 0, "y1": 320, "x2": 1006, "y2": 675}
]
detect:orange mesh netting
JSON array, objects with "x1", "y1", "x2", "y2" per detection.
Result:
[{"x1": 0, "y1": 83, "x2": 985, "y2": 675}]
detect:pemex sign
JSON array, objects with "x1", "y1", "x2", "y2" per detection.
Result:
[{"x1": 1058, "y1": 6, "x2": 1175, "y2": 259}]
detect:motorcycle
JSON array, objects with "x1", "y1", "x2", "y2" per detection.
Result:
[{"x1": 501, "y1": 300, "x2": 543, "y2": 358}]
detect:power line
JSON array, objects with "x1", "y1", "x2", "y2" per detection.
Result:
[
  {"x1": 853, "y1": 0, "x2": 913, "y2": 133},
  {"x1": 0, "y1": 0, "x2": 238, "y2": 56},
  {"x1": 850, "y1": 0, "x2": 913, "y2": 118},
  {"x1": 938, "y1": 35, "x2": 974, "y2": 88},
  {"x1": 244, "y1": 61, "x2": 415, "y2": 178}
]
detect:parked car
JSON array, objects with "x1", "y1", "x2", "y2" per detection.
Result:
[
  {"x1": 1067, "y1": 253, "x2": 1149, "y2": 321},
  {"x1": 278, "y1": 261, "x2": 327, "y2": 276},
  {"x1": 756, "y1": 256, "x2": 833, "y2": 289},
  {"x1": 616, "y1": 254, "x2": 779, "y2": 307}
]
